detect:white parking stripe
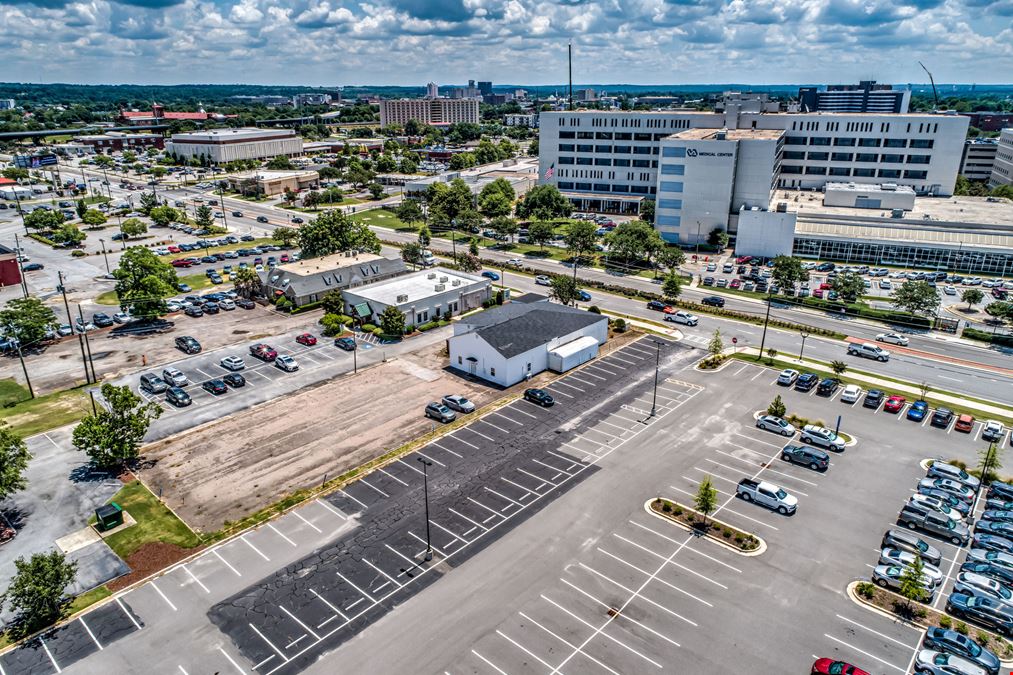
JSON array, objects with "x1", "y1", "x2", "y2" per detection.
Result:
[
  {"x1": 415, "y1": 450, "x2": 446, "y2": 467},
  {"x1": 598, "y1": 545, "x2": 713, "y2": 607},
  {"x1": 823, "y1": 634, "x2": 906, "y2": 673},
  {"x1": 495, "y1": 630, "x2": 556, "y2": 670},
  {"x1": 490, "y1": 411, "x2": 524, "y2": 426},
  {"x1": 280, "y1": 605, "x2": 320, "y2": 641},
  {"x1": 517, "y1": 611, "x2": 620, "y2": 675},
  {"x1": 540, "y1": 595, "x2": 663, "y2": 669},
  {"x1": 249, "y1": 622, "x2": 288, "y2": 664},
  {"x1": 559, "y1": 577, "x2": 682, "y2": 648},
  {"x1": 553, "y1": 380, "x2": 585, "y2": 393},
  {"x1": 429, "y1": 441, "x2": 464, "y2": 458},
  {"x1": 502, "y1": 476, "x2": 539, "y2": 495},
  {"x1": 467, "y1": 497, "x2": 503, "y2": 520},
  {"x1": 834, "y1": 614, "x2": 920, "y2": 648},
  {"x1": 449, "y1": 433, "x2": 479, "y2": 450},
  {"x1": 508, "y1": 405, "x2": 539, "y2": 419},
  {"x1": 359, "y1": 478, "x2": 390, "y2": 498},
  {"x1": 181, "y1": 564, "x2": 210, "y2": 593},
  {"x1": 311, "y1": 589, "x2": 347, "y2": 626},
  {"x1": 39, "y1": 637, "x2": 61, "y2": 673},
  {"x1": 546, "y1": 387, "x2": 575, "y2": 399},
  {"x1": 379, "y1": 468, "x2": 409, "y2": 487},
  {"x1": 268, "y1": 523, "x2": 297, "y2": 547},
  {"x1": 150, "y1": 580, "x2": 178, "y2": 611},
  {"x1": 449, "y1": 507, "x2": 489, "y2": 532},
  {"x1": 213, "y1": 549, "x2": 243, "y2": 576},
  {"x1": 363, "y1": 558, "x2": 402, "y2": 589},
  {"x1": 338, "y1": 489, "x2": 369, "y2": 510},
  {"x1": 241, "y1": 534, "x2": 271, "y2": 561},
  {"x1": 463, "y1": 427, "x2": 495, "y2": 442},
  {"x1": 293, "y1": 510, "x2": 323, "y2": 533},
  {"x1": 117, "y1": 597, "x2": 143, "y2": 629},
  {"x1": 578, "y1": 562, "x2": 697, "y2": 626},
  {"x1": 479, "y1": 419, "x2": 510, "y2": 434},
  {"x1": 78, "y1": 616, "x2": 103, "y2": 650},
  {"x1": 515, "y1": 468, "x2": 550, "y2": 489},
  {"x1": 218, "y1": 647, "x2": 247, "y2": 674},
  {"x1": 471, "y1": 650, "x2": 509, "y2": 675}
]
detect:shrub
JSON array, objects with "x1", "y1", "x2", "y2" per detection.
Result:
[
  {"x1": 320, "y1": 313, "x2": 345, "y2": 337},
  {"x1": 938, "y1": 615, "x2": 952, "y2": 629},
  {"x1": 955, "y1": 621, "x2": 969, "y2": 635},
  {"x1": 673, "y1": 505, "x2": 683, "y2": 516},
  {"x1": 274, "y1": 296, "x2": 291, "y2": 312},
  {"x1": 289, "y1": 300, "x2": 322, "y2": 315},
  {"x1": 417, "y1": 321, "x2": 439, "y2": 332},
  {"x1": 71, "y1": 249, "x2": 86, "y2": 257},
  {"x1": 767, "y1": 395, "x2": 787, "y2": 418},
  {"x1": 977, "y1": 630, "x2": 991, "y2": 646},
  {"x1": 734, "y1": 534, "x2": 744, "y2": 544},
  {"x1": 662, "y1": 502, "x2": 672, "y2": 513},
  {"x1": 588, "y1": 305, "x2": 602, "y2": 314},
  {"x1": 361, "y1": 323, "x2": 377, "y2": 332},
  {"x1": 722, "y1": 528, "x2": 732, "y2": 539},
  {"x1": 372, "y1": 327, "x2": 383, "y2": 337},
  {"x1": 856, "y1": 582, "x2": 876, "y2": 600},
  {"x1": 613, "y1": 318, "x2": 627, "y2": 333},
  {"x1": 963, "y1": 327, "x2": 1013, "y2": 348}
]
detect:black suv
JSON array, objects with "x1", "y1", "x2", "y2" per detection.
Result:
[
  {"x1": 175, "y1": 336, "x2": 201, "y2": 354},
  {"x1": 202, "y1": 379, "x2": 227, "y2": 395},
  {"x1": 947, "y1": 593, "x2": 1013, "y2": 637},
  {"x1": 795, "y1": 373, "x2": 819, "y2": 392},
  {"x1": 646, "y1": 300, "x2": 667, "y2": 311},
  {"x1": 165, "y1": 386, "x2": 192, "y2": 407},
  {"x1": 92, "y1": 312, "x2": 114, "y2": 328},
  {"x1": 701, "y1": 296, "x2": 725, "y2": 308},
  {"x1": 524, "y1": 388, "x2": 554, "y2": 407},
  {"x1": 816, "y1": 378, "x2": 838, "y2": 395},
  {"x1": 780, "y1": 444, "x2": 829, "y2": 471},
  {"x1": 931, "y1": 408, "x2": 954, "y2": 428},
  {"x1": 184, "y1": 305, "x2": 204, "y2": 317},
  {"x1": 863, "y1": 389, "x2": 884, "y2": 409}
]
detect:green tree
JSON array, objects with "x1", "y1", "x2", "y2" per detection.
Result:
[
  {"x1": 231, "y1": 266, "x2": 262, "y2": 299},
  {"x1": 396, "y1": 199, "x2": 424, "y2": 228},
  {"x1": 607, "y1": 220, "x2": 662, "y2": 264},
  {"x1": 150, "y1": 166, "x2": 167, "y2": 178},
  {"x1": 0, "y1": 297, "x2": 57, "y2": 348},
  {"x1": 707, "y1": 329, "x2": 724, "y2": 356},
  {"x1": 417, "y1": 224, "x2": 432, "y2": 248},
  {"x1": 656, "y1": 247, "x2": 686, "y2": 275},
  {"x1": 979, "y1": 441, "x2": 1004, "y2": 485},
  {"x1": 767, "y1": 395, "x2": 787, "y2": 418},
  {"x1": 707, "y1": 227, "x2": 730, "y2": 249},
  {"x1": 449, "y1": 153, "x2": 475, "y2": 170},
  {"x1": 72, "y1": 383, "x2": 162, "y2": 468},
  {"x1": 298, "y1": 210, "x2": 381, "y2": 259},
  {"x1": 479, "y1": 192, "x2": 513, "y2": 220},
  {"x1": 2, "y1": 167, "x2": 29, "y2": 181},
  {"x1": 469, "y1": 238, "x2": 480, "y2": 256},
  {"x1": 346, "y1": 164, "x2": 375, "y2": 188},
  {"x1": 528, "y1": 220, "x2": 556, "y2": 251},
  {"x1": 771, "y1": 255, "x2": 809, "y2": 292},
  {"x1": 2, "y1": 551, "x2": 77, "y2": 634},
  {"x1": 490, "y1": 216, "x2": 519, "y2": 242},
  {"x1": 112, "y1": 247, "x2": 179, "y2": 318},
  {"x1": 147, "y1": 206, "x2": 180, "y2": 227},
  {"x1": 694, "y1": 476, "x2": 718, "y2": 526},
  {"x1": 80, "y1": 209, "x2": 107, "y2": 228},
  {"x1": 50, "y1": 223, "x2": 85, "y2": 246},
  {"x1": 457, "y1": 252, "x2": 482, "y2": 273},
  {"x1": 549, "y1": 275, "x2": 580, "y2": 306},
  {"x1": 892, "y1": 280, "x2": 941, "y2": 317},
  {"x1": 120, "y1": 218, "x2": 147, "y2": 239},
  {"x1": 194, "y1": 204, "x2": 214, "y2": 229},
  {"x1": 23, "y1": 209, "x2": 64, "y2": 232},
  {"x1": 662, "y1": 272, "x2": 682, "y2": 302},
  {"x1": 138, "y1": 191, "x2": 158, "y2": 215},
  {"x1": 375, "y1": 155, "x2": 397, "y2": 173},
  {"x1": 897, "y1": 554, "x2": 928, "y2": 608},
  {"x1": 0, "y1": 422, "x2": 31, "y2": 501},
  {"x1": 962, "y1": 288, "x2": 985, "y2": 310},
  {"x1": 564, "y1": 220, "x2": 599, "y2": 270},
  {"x1": 640, "y1": 199, "x2": 656, "y2": 224},
  {"x1": 272, "y1": 226, "x2": 299, "y2": 247},
  {"x1": 378, "y1": 305, "x2": 406, "y2": 336},
  {"x1": 830, "y1": 360, "x2": 848, "y2": 381},
  {"x1": 74, "y1": 199, "x2": 88, "y2": 219},
  {"x1": 401, "y1": 242, "x2": 423, "y2": 269},
  {"x1": 368, "y1": 182, "x2": 385, "y2": 200},
  {"x1": 302, "y1": 191, "x2": 322, "y2": 210},
  {"x1": 92, "y1": 154, "x2": 114, "y2": 168},
  {"x1": 456, "y1": 208, "x2": 483, "y2": 235},
  {"x1": 831, "y1": 271, "x2": 865, "y2": 303},
  {"x1": 267, "y1": 156, "x2": 295, "y2": 170},
  {"x1": 515, "y1": 184, "x2": 571, "y2": 221},
  {"x1": 398, "y1": 156, "x2": 419, "y2": 174}
]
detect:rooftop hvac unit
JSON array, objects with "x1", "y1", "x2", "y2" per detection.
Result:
[
  {"x1": 881, "y1": 183, "x2": 898, "y2": 191},
  {"x1": 439, "y1": 276, "x2": 448, "y2": 283},
  {"x1": 396, "y1": 294, "x2": 409, "y2": 303},
  {"x1": 427, "y1": 273, "x2": 436, "y2": 279},
  {"x1": 452, "y1": 280, "x2": 461, "y2": 286},
  {"x1": 776, "y1": 202, "x2": 788, "y2": 213},
  {"x1": 435, "y1": 284, "x2": 445, "y2": 292}
]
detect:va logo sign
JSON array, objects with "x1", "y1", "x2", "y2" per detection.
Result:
[{"x1": 686, "y1": 148, "x2": 698, "y2": 157}]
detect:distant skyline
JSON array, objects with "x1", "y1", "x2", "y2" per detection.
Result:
[{"x1": 3, "y1": 0, "x2": 1013, "y2": 87}]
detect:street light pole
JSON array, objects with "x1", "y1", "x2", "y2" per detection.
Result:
[
  {"x1": 59, "y1": 271, "x2": 91, "y2": 384},
  {"x1": 98, "y1": 239, "x2": 111, "y2": 274},
  {"x1": 649, "y1": 340, "x2": 661, "y2": 417},
  {"x1": 417, "y1": 457, "x2": 433, "y2": 561},
  {"x1": 757, "y1": 287, "x2": 773, "y2": 361},
  {"x1": 798, "y1": 330, "x2": 811, "y2": 362}
]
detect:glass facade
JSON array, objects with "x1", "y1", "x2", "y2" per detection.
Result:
[{"x1": 793, "y1": 238, "x2": 1013, "y2": 274}]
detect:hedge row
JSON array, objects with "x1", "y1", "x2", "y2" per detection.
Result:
[
  {"x1": 795, "y1": 296, "x2": 931, "y2": 329},
  {"x1": 963, "y1": 327, "x2": 1013, "y2": 347},
  {"x1": 27, "y1": 233, "x2": 57, "y2": 247},
  {"x1": 289, "y1": 300, "x2": 323, "y2": 315}
]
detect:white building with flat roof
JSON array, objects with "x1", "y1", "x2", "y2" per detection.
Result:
[
  {"x1": 989, "y1": 129, "x2": 1013, "y2": 188},
  {"x1": 165, "y1": 128, "x2": 303, "y2": 163},
  {"x1": 961, "y1": 138, "x2": 998, "y2": 182},
  {"x1": 340, "y1": 267, "x2": 491, "y2": 328},
  {"x1": 379, "y1": 98, "x2": 480, "y2": 127}
]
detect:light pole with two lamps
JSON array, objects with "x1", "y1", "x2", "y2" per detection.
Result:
[{"x1": 417, "y1": 457, "x2": 433, "y2": 561}]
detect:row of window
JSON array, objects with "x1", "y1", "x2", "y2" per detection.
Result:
[
  {"x1": 780, "y1": 166, "x2": 928, "y2": 179},
  {"x1": 557, "y1": 156, "x2": 658, "y2": 168},
  {"x1": 781, "y1": 151, "x2": 931, "y2": 164},
  {"x1": 558, "y1": 144, "x2": 657, "y2": 155},
  {"x1": 559, "y1": 130, "x2": 672, "y2": 141},
  {"x1": 556, "y1": 181, "x2": 656, "y2": 195},
  {"x1": 783, "y1": 136, "x2": 934, "y2": 148}
]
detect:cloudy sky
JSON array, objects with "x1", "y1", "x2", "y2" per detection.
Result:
[{"x1": 3, "y1": 0, "x2": 1012, "y2": 86}]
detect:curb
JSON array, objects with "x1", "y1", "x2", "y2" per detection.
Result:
[{"x1": 643, "y1": 499, "x2": 767, "y2": 557}]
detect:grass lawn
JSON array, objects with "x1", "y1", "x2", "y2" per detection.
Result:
[
  {"x1": 0, "y1": 379, "x2": 32, "y2": 407},
  {"x1": 65, "y1": 586, "x2": 112, "y2": 616},
  {"x1": 95, "y1": 272, "x2": 215, "y2": 305},
  {"x1": 0, "y1": 385, "x2": 92, "y2": 437},
  {"x1": 97, "y1": 480, "x2": 201, "y2": 559},
  {"x1": 83, "y1": 195, "x2": 111, "y2": 205},
  {"x1": 349, "y1": 210, "x2": 404, "y2": 228}
]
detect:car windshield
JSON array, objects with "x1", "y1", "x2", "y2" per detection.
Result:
[
  {"x1": 965, "y1": 639, "x2": 981, "y2": 656},
  {"x1": 917, "y1": 541, "x2": 928, "y2": 552},
  {"x1": 775, "y1": 488, "x2": 788, "y2": 500}
]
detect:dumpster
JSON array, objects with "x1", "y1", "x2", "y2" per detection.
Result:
[{"x1": 95, "y1": 503, "x2": 124, "y2": 532}]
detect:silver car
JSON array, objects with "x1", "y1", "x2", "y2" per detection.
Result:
[
  {"x1": 953, "y1": 572, "x2": 1013, "y2": 606},
  {"x1": 756, "y1": 415, "x2": 796, "y2": 436},
  {"x1": 967, "y1": 549, "x2": 1013, "y2": 570},
  {"x1": 220, "y1": 356, "x2": 246, "y2": 371},
  {"x1": 800, "y1": 424, "x2": 845, "y2": 451},
  {"x1": 913, "y1": 650, "x2": 987, "y2": 675},
  {"x1": 161, "y1": 367, "x2": 188, "y2": 387},
  {"x1": 927, "y1": 462, "x2": 981, "y2": 490},
  {"x1": 878, "y1": 548, "x2": 943, "y2": 585},
  {"x1": 442, "y1": 395, "x2": 475, "y2": 413},
  {"x1": 274, "y1": 354, "x2": 299, "y2": 372},
  {"x1": 873, "y1": 564, "x2": 935, "y2": 601}
]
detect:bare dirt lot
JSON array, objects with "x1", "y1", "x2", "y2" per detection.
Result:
[{"x1": 138, "y1": 341, "x2": 504, "y2": 532}]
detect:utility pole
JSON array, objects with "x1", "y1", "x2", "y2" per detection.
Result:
[
  {"x1": 77, "y1": 304, "x2": 98, "y2": 383},
  {"x1": 16, "y1": 345, "x2": 34, "y2": 399},
  {"x1": 418, "y1": 457, "x2": 433, "y2": 561},
  {"x1": 14, "y1": 233, "x2": 28, "y2": 299},
  {"x1": 98, "y1": 239, "x2": 111, "y2": 274},
  {"x1": 798, "y1": 330, "x2": 811, "y2": 362},
  {"x1": 757, "y1": 287, "x2": 773, "y2": 361},
  {"x1": 649, "y1": 340, "x2": 661, "y2": 417},
  {"x1": 59, "y1": 271, "x2": 91, "y2": 384}
]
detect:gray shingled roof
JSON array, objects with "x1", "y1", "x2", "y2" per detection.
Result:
[{"x1": 472, "y1": 304, "x2": 606, "y2": 359}]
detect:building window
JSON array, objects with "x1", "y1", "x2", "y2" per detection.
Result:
[
  {"x1": 657, "y1": 214, "x2": 681, "y2": 227},
  {"x1": 634, "y1": 133, "x2": 652, "y2": 141},
  {"x1": 594, "y1": 158, "x2": 612, "y2": 166},
  {"x1": 658, "y1": 199, "x2": 682, "y2": 209},
  {"x1": 783, "y1": 151, "x2": 806, "y2": 160},
  {"x1": 633, "y1": 146, "x2": 652, "y2": 154},
  {"x1": 458, "y1": 356, "x2": 462, "y2": 365},
  {"x1": 880, "y1": 154, "x2": 904, "y2": 163},
  {"x1": 490, "y1": 367, "x2": 496, "y2": 377},
  {"x1": 659, "y1": 181, "x2": 683, "y2": 192},
  {"x1": 632, "y1": 159, "x2": 651, "y2": 168},
  {"x1": 878, "y1": 169, "x2": 901, "y2": 178},
  {"x1": 613, "y1": 146, "x2": 631, "y2": 154},
  {"x1": 831, "y1": 153, "x2": 853, "y2": 162},
  {"x1": 833, "y1": 138, "x2": 856, "y2": 146},
  {"x1": 906, "y1": 155, "x2": 931, "y2": 164},
  {"x1": 884, "y1": 138, "x2": 907, "y2": 148},
  {"x1": 577, "y1": 131, "x2": 593, "y2": 139},
  {"x1": 595, "y1": 132, "x2": 613, "y2": 140},
  {"x1": 576, "y1": 157, "x2": 593, "y2": 165},
  {"x1": 612, "y1": 185, "x2": 630, "y2": 193},
  {"x1": 910, "y1": 139, "x2": 934, "y2": 149},
  {"x1": 829, "y1": 167, "x2": 851, "y2": 176},
  {"x1": 660, "y1": 164, "x2": 685, "y2": 175},
  {"x1": 613, "y1": 158, "x2": 630, "y2": 167},
  {"x1": 630, "y1": 185, "x2": 650, "y2": 194},
  {"x1": 558, "y1": 144, "x2": 574, "y2": 152},
  {"x1": 807, "y1": 152, "x2": 829, "y2": 161},
  {"x1": 855, "y1": 153, "x2": 878, "y2": 162},
  {"x1": 575, "y1": 182, "x2": 592, "y2": 190},
  {"x1": 559, "y1": 131, "x2": 575, "y2": 139},
  {"x1": 576, "y1": 144, "x2": 593, "y2": 153},
  {"x1": 809, "y1": 137, "x2": 831, "y2": 146},
  {"x1": 781, "y1": 165, "x2": 803, "y2": 174},
  {"x1": 662, "y1": 147, "x2": 686, "y2": 158},
  {"x1": 804, "y1": 166, "x2": 827, "y2": 175},
  {"x1": 558, "y1": 157, "x2": 575, "y2": 165},
  {"x1": 859, "y1": 138, "x2": 881, "y2": 147},
  {"x1": 615, "y1": 132, "x2": 632, "y2": 141},
  {"x1": 594, "y1": 183, "x2": 611, "y2": 191},
  {"x1": 903, "y1": 170, "x2": 928, "y2": 179},
  {"x1": 558, "y1": 181, "x2": 574, "y2": 189},
  {"x1": 853, "y1": 168, "x2": 876, "y2": 177},
  {"x1": 785, "y1": 137, "x2": 807, "y2": 145}
]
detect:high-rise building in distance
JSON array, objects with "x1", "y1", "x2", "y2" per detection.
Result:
[{"x1": 798, "y1": 81, "x2": 910, "y2": 114}]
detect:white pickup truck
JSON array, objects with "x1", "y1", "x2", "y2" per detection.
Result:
[
  {"x1": 736, "y1": 478, "x2": 798, "y2": 515},
  {"x1": 847, "y1": 342, "x2": 890, "y2": 362}
]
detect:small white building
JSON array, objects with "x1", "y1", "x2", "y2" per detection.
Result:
[
  {"x1": 448, "y1": 303, "x2": 608, "y2": 387},
  {"x1": 823, "y1": 182, "x2": 916, "y2": 210},
  {"x1": 341, "y1": 267, "x2": 491, "y2": 327}
]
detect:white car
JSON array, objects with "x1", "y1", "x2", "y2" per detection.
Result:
[
  {"x1": 840, "y1": 384, "x2": 862, "y2": 403},
  {"x1": 878, "y1": 280, "x2": 892, "y2": 290},
  {"x1": 219, "y1": 298, "x2": 236, "y2": 310},
  {"x1": 982, "y1": 420, "x2": 1006, "y2": 442},
  {"x1": 756, "y1": 415, "x2": 796, "y2": 437},
  {"x1": 665, "y1": 311, "x2": 698, "y2": 326},
  {"x1": 161, "y1": 367, "x2": 188, "y2": 387},
  {"x1": 275, "y1": 354, "x2": 299, "y2": 372},
  {"x1": 507, "y1": 258, "x2": 523, "y2": 266},
  {"x1": 943, "y1": 285, "x2": 957, "y2": 295},
  {"x1": 535, "y1": 275, "x2": 551, "y2": 286},
  {"x1": 113, "y1": 311, "x2": 132, "y2": 324},
  {"x1": 800, "y1": 424, "x2": 845, "y2": 451},
  {"x1": 913, "y1": 650, "x2": 988, "y2": 675},
  {"x1": 878, "y1": 548, "x2": 944, "y2": 585},
  {"x1": 909, "y1": 494, "x2": 966, "y2": 523},
  {"x1": 220, "y1": 356, "x2": 246, "y2": 371},
  {"x1": 876, "y1": 332, "x2": 908, "y2": 346},
  {"x1": 777, "y1": 368, "x2": 800, "y2": 386}
]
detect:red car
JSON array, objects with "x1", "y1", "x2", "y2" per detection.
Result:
[
  {"x1": 295, "y1": 333, "x2": 317, "y2": 346},
  {"x1": 167, "y1": 245, "x2": 181, "y2": 253},
  {"x1": 662, "y1": 305, "x2": 677, "y2": 314},
  {"x1": 735, "y1": 255, "x2": 752, "y2": 264},
  {"x1": 884, "y1": 395, "x2": 906, "y2": 413},
  {"x1": 279, "y1": 254, "x2": 290, "y2": 263},
  {"x1": 249, "y1": 343, "x2": 278, "y2": 361},
  {"x1": 811, "y1": 658, "x2": 869, "y2": 675},
  {"x1": 729, "y1": 279, "x2": 742, "y2": 289},
  {"x1": 171, "y1": 259, "x2": 194, "y2": 268}
]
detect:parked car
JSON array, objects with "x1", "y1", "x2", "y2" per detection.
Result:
[
  {"x1": 927, "y1": 463, "x2": 981, "y2": 490},
  {"x1": 780, "y1": 444, "x2": 829, "y2": 471},
  {"x1": 919, "y1": 477, "x2": 976, "y2": 505},
  {"x1": 795, "y1": 373, "x2": 819, "y2": 392},
  {"x1": 973, "y1": 534, "x2": 1013, "y2": 555},
  {"x1": 295, "y1": 333, "x2": 318, "y2": 346},
  {"x1": 872, "y1": 564, "x2": 935, "y2": 600},
  {"x1": 161, "y1": 367, "x2": 188, "y2": 387},
  {"x1": 899, "y1": 504, "x2": 970, "y2": 545},
  {"x1": 884, "y1": 395, "x2": 907, "y2": 413},
  {"x1": 236, "y1": 298, "x2": 256, "y2": 310},
  {"x1": 810, "y1": 659, "x2": 869, "y2": 675},
  {"x1": 736, "y1": 478, "x2": 797, "y2": 515},
  {"x1": 953, "y1": 572, "x2": 1013, "y2": 605},
  {"x1": 776, "y1": 369, "x2": 799, "y2": 386},
  {"x1": 250, "y1": 343, "x2": 278, "y2": 361},
  {"x1": 907, "y1": 400, "x2": 930, "y2": 422},
  {"x1": 220, "y1": 356, "x2": 246, "y2": 371},
  {"x1": 139, "y1": 373, "x2": 168, "y2": 394},
  {"x1": 946, "y1": 594, "x2": 1013, "y2": 637},
  {"x1": 816, "y1": 378, "x2": 838, "y2": 396},
  {"x1": 274, "y1": 354, "x2": 298, "y2": 372},
  {"x1": 174, "y1": 336, "x2": 201, "y2": 354},
  {"x1": 879, "y1": 548, "x2": 944, "y2": 585},
  {"x1": 882, "y1": 529, "x2": 942, "y2": 566},
  {"x1": 665, "y1": 311, "x2": 698, "y2": 326},
  {"x1": 863, "y1": 389, "x2": 885, "y2": 409},
  {"x1": 909, "y1": 494, "x2": 967, "y2": 523},
  {"x1": 919, "y1": 488, "x2": 972, "y2": 516},
  {"x1": 962, "y1": 562, "x2": 1013, "y2": 588},
  {"x1": 756, "y1": 415, "x2": 796, "y2": 436},
  {"x1": 92, "y1": 312, "x2": 114, "y2": 328},
  {"x1": 165, "y1": 386, "x2": 191, "y2": 407},
  {"x1": 876, "y1": 332, "x2": 909, "y2": 346},
  {"x1": 202, "y1": 379, "x2": 228, "y2": 395},
  {"x1": 922, "y1": 627, "x2": 1000, "y2": 675},
  {"x1": 334, "y1": 337, "x2": 356, "y2": 351},
  {"x1": 184, "y1": 305, "x2": 204, "y2": 317},
  {"x1": 982, "y1": 421, "x2": 1006, "y2": 443},
  {"x1": 955, "y1": 414, "x2": 976, "y2": 433},
  {"x1": 913, "y1": 649, "x2": 989, "y2": 675},
  {"x1": 425, "y1": 401, "x2": 456, "y2": 423},
  {"x1": 931, "y1": 408, "x2": 955, "y2": 428},
  {"x1": 989, "y1": 482, "x2": 1013, "y2": 502},
  {"x1": 976, "y1": 520, "x2": 1013, "y2": 539},
  {"x1": 524, "y1": 388, "x2": 554, "y2": 407},
  {"x1": 968, "y1": 549, "x2": 1013, "y2": 569},
  {"x1": 442, "y1": 395, "x2": 475, "y2": 413},
  {"x1": 840, "y1": 384, "x2": 862, "y2": 403}
]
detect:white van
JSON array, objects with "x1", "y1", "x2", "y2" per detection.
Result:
[{"x1": 420, "y1": 250, "x2": 436, "y2": 267}]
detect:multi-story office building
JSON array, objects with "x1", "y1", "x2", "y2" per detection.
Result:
[
  {"x1": 539, "y1": 103, "x2": 967, "y2": 243},
  {"x1": 426, "y1": 82, "x2": 439, "y2": 99},
  {"x1": 379, "y1": 98, "x2": 480, "y2": 127},
  {"x1": 0, "y1": 99, "x2": 15, "y2": 110},
  {"x1": 477, "y1": 81, "x2": 493, "y2": 96},
  {"x1": 504, "y1": 114, "x2": 538, "y2": 128},
  {"x1": 165, "y1": 128, "x2": 303, "y2": 163},
  {"x1": 798, "y1": 81, "x2": 910, "y2": 114},
  {"x1": 989, "y1": 129, "x2": 1013, "y2": 188},
  {"x1": 960, "y1": 138, "x2": 998, "y2": 182},
  {"x1": 961, "y1": 112, "x2": 1013, "y2": 133}
]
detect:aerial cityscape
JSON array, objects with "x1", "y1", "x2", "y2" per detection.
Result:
[{"x1": 1, "y1": 2, "x2": 1013, "y2": 673}]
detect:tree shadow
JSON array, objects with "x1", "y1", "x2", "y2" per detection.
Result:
[{"x1": 68, "y1": 464, "x2": 116, "y2": 484}]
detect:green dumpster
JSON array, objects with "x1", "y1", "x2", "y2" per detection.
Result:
[{"x1": 95, "y1": 503, "x2": 124, "y2": 532}]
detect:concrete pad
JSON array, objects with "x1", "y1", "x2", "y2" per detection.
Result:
[
  {"x1": 95, "y1": 510, "x2": 137, "y2": 539},
  {"x1": 65, "y1": 539, "x2": 130, "y2": 596},
  {"x1": 55, "y1": 527, "x2": 102, "y2": 554}
]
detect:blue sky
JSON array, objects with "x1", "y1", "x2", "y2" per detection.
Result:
[{"x1": 3, "y1": 0, "x2": 1012, "y2": 86}]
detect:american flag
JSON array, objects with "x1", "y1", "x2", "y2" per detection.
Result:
[{"x1": 544, "y1": 163, "x2": 554, "y2": 180}]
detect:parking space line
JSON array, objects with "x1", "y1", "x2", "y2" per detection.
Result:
[
  {"x1": 415, "y1": 450, "x2": 446, "y2": 468},
  {"x1": 545, "y1": 448, "x2": 583, "y2": 468},
  {"x1": 315, "y1": 499, "x2": 347, "y2": 521},
  {"x1": 479, "y1": 419, "x2": 510, "y2": 434},
  {"x1": 518, "y1": 611, "x2": 620, "y2": 675},
  {"x1": 490, "y1": 411, "x2": 524, "y2": 426},
  {"x1": 311, "y1": 589, "x2": 347, "y2": 627},
  {"x1": 495, "y1": 630, "x2": 556, "y2": 671},
  {"x1": 250, "y1": 622, "x2": 289, "y2": 664},
  {"x1": 293, "y1": 510, "x2": 323, "y2": 533},
  {"x1": 378, "y1": 468, "x2": 409, "y2": 487},
  {"x1": 336, "y1": 570, "x2": 374, "y2": 602},
  {"x1": 116, "y1": 597, "x2": 143, "y2": 629},
  {"x1": 449, "y1": 507, "x2": 489, "y2": 532},
  {"x1": 485, "y1": 486, "x2": 523, "y2": 509},
  {"x1": 823, "y1": 634, "x2": 906, "y2": 673},
  {"x1": 396, "y1": 458, "x2": 426, "y2": 475},
  {"x1": 211, "y1": 548, "x2": 242, "y2": 577},
  {"x1": 268, "y1": 523, "x2": 297, "y2": 547},
  {"x1": 181, "y1": 564, "x2": 210, "y2": 593},
  {"x1": 463, "y1": 427, "x2": 495, "y2": 442},
  {"x1": 194, "y1": 367, "x2": 213, "y2": 380},
  {"x1": 508, "y1": 405, "x2": 539, "y2": 419},
  {"x1": 281, "y1": 605, "x2": 320, "y2": 641},
  {"x1": 39, "y1": 637, "x2": 61, "y2": 673},
  {"x1": 241, "y1": 534, "x2": 271, "y2": 561},
  {"x1": 608, "y1": 536, "x2": 719, "y2": 602},
  {"x1": 546, "y1": 386, "x2": 575, "y2": 398},
  {"x1": 218, "y1": 646, "x2": 247, "y2": 674},
  {"x1": 540, "y1": 595, "x2": 663, "y2": 669},
  {"x1": 732, "y1": 431, "x2": 786, "y2": 450},
  {"x1": 363, "y1": 558, "x2": 403, "y2": 589},
  {"x1": 553, "y1": 380, "x2": 585, "y2": 393},
  {"x1": 577, "y1": 369, "x2": 607, "y2": 382},
  {"x1": 974, "y1": 424, "x2": 983, "y2": 442},
  {"x1": 78, "y1": 616, "x2": 103, "y2": 650},
  {"x1": 584, "y1": 426, "x2": 622, "y2": 441},
  {"x1": 834, "y1": 614, "x2": 920, "y2": 648},
  {"x1": 430, "y1": 519, "x2": 468, "y2": 543},
  {"x1": 707, "y1": 454, "x2": 818, "y2": 488},
  {"x1": 150, "y1": 580, "x2": 178, "y2": 611},
  {"x1": 339, "y1": 488, "x2": 369, "y2": 510},
  {"x1": 407, "y1": 530, "x2": 448, "y2": 557},
  {"x1": 578, "y1": 562, "x2": 697, "y2": 626},
  {"x1": 533, "y1": 457, "x2": 574, "y2": 476},
  {"x1": 429, "y1": 442, "x2": 463, "y2": 458},
  {"x1": 471, "y1": 649, "x2": 509, "y2": 675},
  {"x1": 515, "y1": 469, "x2": 549, "y2": 490},
  {"x1": 605, "y1": 354, "x2": 638, "y2": 366},
  {"x1": 467, "y1": 497, "x2": 503, "y2": 521},
  {"x1": 626, "y1": 520, "x2": 741, "y2": 573},
  {"x1": 359, "y1": 478, "x2": 390, "y2": 498},
  {"x1": 598, "y1": 546, "x2": 713, "y2": 608},
  {"x1": 449, "y1": 434, "x2": 479, "y2": 450},
  {"x1": 561, "y1": 442, "x2": 596, "y2": 459},
  {"x1": 596, "y1": 419, "x2": 630, "y2": 434}
]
